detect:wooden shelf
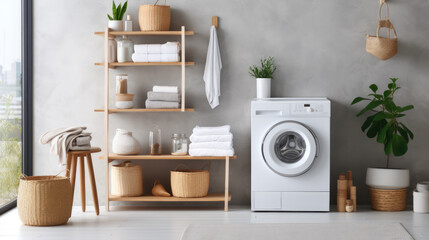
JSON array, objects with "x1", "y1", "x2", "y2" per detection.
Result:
[
  {"x1": 109, "y1": 193, "x2": 231, "y2": 202},
  {"x1": 101, "y1": 154, "x2": 236, "y2": 161},
  {"x1": 95, "y1": 62, "x2": 195, "y2": 68},
  {"x1": 95, "y1": 30, "x2": 194, "y2": 36},
  {"x1": 94, "y1": 108, "x2": 194, "y2": 113}
]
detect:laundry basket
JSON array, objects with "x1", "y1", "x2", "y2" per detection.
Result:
[
  {"x1": 111, "y1": 161, "x2": 143, "y2": 197},
  {"x1": 17, "y1": 175, "x2": 73, "y2": 226},
  {"x1": 170, "y1": 163, "x2": 210, "y2": 198},
  {"x1": 138, "y1": 2, "x2": 171, "y2": 31}
]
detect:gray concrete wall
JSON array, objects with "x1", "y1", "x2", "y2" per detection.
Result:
[{"x1": 33, "y1": 0, "x2": 429, "y2": 206}]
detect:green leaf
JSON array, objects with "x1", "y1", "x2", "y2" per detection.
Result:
[
  {"x1": 373, "y1": 112, "x2": 393, "y2": 122},
  {"x1": 107, "y1": 14, "x2": 113, "y2": 20},
  {"x1": 119, "y1": 1, "x2": 127, "y2": 20},
  {"x1": 397, "y1": 126, "x2": 409, "y2": 143},
  {"x1": 383, "y1": 90, "x2": 391, "y2": 98},
  {"x1": 112, "y1": 0, "x2": 118, "y2": 19},
  {"x1": 377, "y1": 120, "x2": 392, "y2": 143},
  {"x1": 384, "y1": 139, "x2": 393, "y2": 155},
  {"x1": 351, "y1": 97, "x2": 370, "y2": 105},
  {"x1": 366, "y1": 119, "x2": 386, "y2": 138},
  {"x1": 384, "y1": 98, "x2": 397, "y2": 112},
  {"x1": 368, "y1": 93, "x2": 383, "y2": 99},
  {"x1": 369, "y1": 84, "x2": 378, "y2": 93},
  {"x1": 361, "y1": 114, "x2": 376, "y2": 132},
  {"x1": 390, "y1": 78, "x2": 398, "y2": 83},
  {"x1": 116, "y1": 3, "x2": 122, "y2": 20},
  {"x1": 357, "y1": 100, "x2": 382, "y2": 117},
  {"x1": 400, "y1": 123, "x2": 414, "y2": 140},
  {"x1": 397, "y1": 105, "x2": 414, "y2": 112},
  {"x1": 392, "y1": 134, "x2": 408, "y2": 156}
]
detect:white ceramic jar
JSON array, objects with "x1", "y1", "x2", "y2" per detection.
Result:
[
  {"x1": 112, "y1": 129, "x2": 141, "y2": 155},
  {"x1": 414, "y1": 191, "x2": 429, "y2": 213},
  {"x1": 256, "y1": 78, "x2": 271, "y2": 98},
  {"x1": 117, "y1": 36, "x2": 134, "y2": 63}
]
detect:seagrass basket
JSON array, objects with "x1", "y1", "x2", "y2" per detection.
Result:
[
  {"x1": 369, "y1": 187, "x2": 407, "y2": 211},
  {"x1": 171, "y1": 164, "x2": 209, "y2": 198},
  {"x1": 139, "y1": 3, "x2": 170, "y2": 31},
  {"x1": 17, "y1": 175, "x2": 73, "y2": 226}
]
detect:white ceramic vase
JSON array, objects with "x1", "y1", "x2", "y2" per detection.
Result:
[
  {"x1": 414, "y1": 191, "x2": 429, "y2": 213},
  {"x1": 366, "y1": 167, "x2": 410, "y2": 190},
  {"x1": 108, "y1": 20, "x2": 123, "y2": 31},
  {"x1": 112, "y1": 129, "x2": 141, "y2": 155},
  {"x1": 256, "y1": 78, "x2": 271, "y2": 98}
]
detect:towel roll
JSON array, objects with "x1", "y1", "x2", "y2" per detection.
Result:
[
  {"x1": 161, "y1": 42, "x2": 181, "y2": 54},
  {"x1": 147, "y1": 91, "x2": 180, "y2": 102},
  {"x1": 192, "y1": 125, "x2": 231, "y2": 136},
  {"x1": 189, "y1": 148, "x2": 234, "y2": 157},
  {"x1": 189, "y1": 133, "x2": 233, "y2": 143},
  {"x1": 153, "y1": 86, "x2": 179, "y2": 93},
  {"x1": 189, "y1": 141, "x2": 232, "y2": 150},
  {"x1": 145, "y1": 99, "x2": 180, "y2": 109}
]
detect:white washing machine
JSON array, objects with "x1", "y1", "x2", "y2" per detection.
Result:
[{"x1": 251, "y1": 98, "x2": 330, "y2": 211}]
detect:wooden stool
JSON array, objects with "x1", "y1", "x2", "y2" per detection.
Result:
[{"x1": 66, "y1": 147, "x2": 101, "y2": 215}]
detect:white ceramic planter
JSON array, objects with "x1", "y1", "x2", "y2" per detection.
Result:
[
  {"x1": 108, "y1": 20, "x2": 123, "y2": 31},
  {"x1": 115, "y1": 101, "x2": 133, "y2": 109},
  {"x1": 112, "y1": 129, "x2": 141, "y2": 155},
  {"x1": 413, "y1": 190, "x2": 429, "y2": 213},
  {"x1": 256, "y1": 78, "x2": 271, "y2": 98},
  {"x1": 366, "y1": 167, "x2": 410, "y2": 190}
]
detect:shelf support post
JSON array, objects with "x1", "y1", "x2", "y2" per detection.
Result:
[
  {"x1": 181, "y1": 26, "x2": 186, "y2": 112},
  {"x1": 224, "y1": 155, "x2": 230, "y2": 212},
  {"x1": 104, "y1": 27, "x2": 110, "y2": 212}
]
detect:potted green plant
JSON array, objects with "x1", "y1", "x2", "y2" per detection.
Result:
[
  {"x1": 249, "y1": 57, "x2": 276, "y2": 98},
  {"x1": 107, "y1": 0, "x2": 128, "y2": 31},
  {"x1": 351, "y1": 77, "x2": 414, "y2": 211}
]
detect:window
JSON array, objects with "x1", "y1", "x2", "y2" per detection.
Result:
[{"x1": 0, "y1": 0, "x2": 32, "y2": 214}]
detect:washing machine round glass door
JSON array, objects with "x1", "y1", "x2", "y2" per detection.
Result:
[{"x1": 262, "y1": 121, "x2": 318, "y2": 176}]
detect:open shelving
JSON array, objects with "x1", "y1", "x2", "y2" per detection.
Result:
[{"x1": 95, "y1": 17, "x2": 234, "y2": 212}]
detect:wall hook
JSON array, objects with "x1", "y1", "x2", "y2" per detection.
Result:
[{"x1": 212, "y1": 16, "x2": 218, "y2": 29}]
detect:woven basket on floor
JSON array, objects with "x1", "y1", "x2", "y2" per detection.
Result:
[
  {"x1": 17, "y1": 175, "x2": 73, "y2": 226},
  {"x1": 138, "y1": 3, "x2": 170, "y2": 31},
  {"x1": 171, "y1": 164, "x2": 209, "y2": 198},
  {"x1": 369, "y1": 187, "x2": 407, "y2": 211}
]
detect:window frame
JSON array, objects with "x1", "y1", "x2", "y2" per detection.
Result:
[{"x1": 0, "y1": 0, "x2": 33, "y2": 215}]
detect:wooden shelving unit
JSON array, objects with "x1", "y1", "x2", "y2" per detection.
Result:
[{"x1": 95, "y1": 18, "x2": 234, "y2": 212}]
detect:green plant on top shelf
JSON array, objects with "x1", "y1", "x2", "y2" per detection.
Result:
[
  {"x1": 351, "y1": 78, "x2": 414, "y2": 168},
  {"x1": 107, "y1": 0, "x2": 128, "y2": 20},
  {"x1": 249, "y1": 57, "x2": 277, "y2": 79}
]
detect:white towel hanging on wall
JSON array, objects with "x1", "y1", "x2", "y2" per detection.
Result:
[{"x1": 203, "y1": 25, "x2": 222, "y2": 109}]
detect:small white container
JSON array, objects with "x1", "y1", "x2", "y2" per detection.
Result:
[
  {"x1": 112, "y1": 129, "x2": 141, "y2": 155},
  {"x1": 115, "y1": 101, "x2": 133, "y2": 109},
  {"x1": 117, "y1": 36, "x2": 134, "y2": 63},
  {"x1": 256, "y1": 78, "x2": 271, "y2": 98},
  {"x1": 413, "y1": 190, "x2": 429, "y2": 213},
  {"x1": 108, "y1": 20, "x2": 123, "y2": 31},
  {"x1": 124, "y1": 15, "x2": 133, "y2": 31}
]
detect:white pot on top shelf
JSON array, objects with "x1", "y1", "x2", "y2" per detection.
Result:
[
  {"x1": 249, "y1": 57, "x2": 277, "y2": 99},
  {"x1": 107, "y1": 0, "x2": 128, "y2": 31}
]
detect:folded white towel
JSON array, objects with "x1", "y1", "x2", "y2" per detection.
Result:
[
  {"x1": 190, "y1": 133, "x2": 233, "y2": 143},
  {"x1": 148, "y1": 54, "x2": 161, "y2": 62},
  {"x1": 189, "y1": 142, "x2": 233, "y2": 150},
  {"x1": 148, "y1": 44, "x2": 161, "y2": 54},
  {"x1": 132, "y1": 53, "x2": 148, "y2": 62},
  {"x1": 161, "y1": 54, "x2": 180, "y2": 62},
  {"x1": 192, "y1": 125, "x2": 231, "y2": 136},
  {"x1": 161, "y1": 42, "x2": 180, "y2": 54},
  {"x1": 153, "y1": 85, "x2": 179, "y2": 93},
  {"x1": 132, "y1": 53, "x2": 179, "y2": 62},
  {"x1": 134, "y1": 44, "x2": 148, "y2": 53},
  {"x1": 189, "y1": 148, "x2": 234, "y2": 157}
]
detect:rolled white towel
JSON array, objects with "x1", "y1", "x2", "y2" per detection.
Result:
[
  {"x1": 148, "y1": 54, "x2": 161, "y2": 62},
  {"x1": 132, "y1": 53, "x2": 148, "y2": 62},
  {"x1": 148, "y1": 44, "x2": 161, "y2": 54},
  {"x1": 192, "y1": 125, "x2": 231, "y2": 136},
  {"x1": 161, "y1": 54, "x2": 180, "y2": 62},
  {"x1": 161, "y1": 42, "x2": 180, "y2": 54},
  {"x1": 153, "y1": 85, "x2": 179, "y2": 93},
  {"x1": 189, "y1": 148, "x2": 234, "y2": 157},
  {"x1": 190, "y1": 133, "x2": 233, "y2": 143},
  {"x1": 134, "y1": 44, "x2": 148, "y2": 54},
  {"x1": 189, "y1": 141, "x2": 232, "y2": 150}
]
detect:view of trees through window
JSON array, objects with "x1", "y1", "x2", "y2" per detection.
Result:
[{"x1": 0, "y1": 0, "x2": 22, "y2": 208}]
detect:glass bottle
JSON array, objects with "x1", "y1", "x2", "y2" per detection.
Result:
[
  {"x1": 124, "y1": 15, "x2": 133, "y2": 32},
  {"x1": 149, "y1": 126, "x2": 162, "y2": 155},
  {"x1": 117, "y1": 35, "x2": 134, "y2": 63},
  {"x1": 171, "y1": 133, "x2": 188, "y2": 155},
  {"x1": 108, "y1": 36, "x2": 117, "y2": 62}
]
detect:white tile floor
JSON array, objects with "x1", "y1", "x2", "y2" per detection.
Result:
[{"x1": 0, "y1": 206, "x2": 428, "y2": 240}]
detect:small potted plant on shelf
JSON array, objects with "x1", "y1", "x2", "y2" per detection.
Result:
[
  {"x1": 107, "y1": 0, "x2": 128, "y2": 31},
  {"x1": 249, "y1": 57, "x2": 277, "y2": 99},
  {"x1": 351, "y1": 77, "x2": 414, "y2": 211}
]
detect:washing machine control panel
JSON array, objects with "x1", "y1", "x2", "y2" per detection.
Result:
[{"x1": 292, "y1": 102, "x2": 328, "y2": 115}]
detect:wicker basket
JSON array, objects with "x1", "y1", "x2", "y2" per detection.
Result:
[
  {"x1": 17, "y1": 175, "x2": 73, "y2": 226},
  {"x1": 111, "y1": 161, "x2": 143, "y2": 197},
  {"x1": 369, "y1": 187, "x2": 407, "y2": 211},
  {"x1": 138, "y1": 4, "x2": 171, "y2": 31},
  {"x1": 171, "y1": 164, "x2": 210, "y2": 198}
]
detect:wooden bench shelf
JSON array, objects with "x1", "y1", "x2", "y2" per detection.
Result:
[
  {"x1": 95, "y1": 30, "x2": 195, "y2": 36},
  {"x1": 109, "y1": 193, "x2": 231, "y2": 202},
  {"x1": 101, "y1": 154, "x2": 236, "y2": 161},
  {"x1": 94, "y1": 108, "x2": 195, "y2": 113}
]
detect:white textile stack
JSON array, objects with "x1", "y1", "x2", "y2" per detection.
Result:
[
  {"x1": 145, "y1": 85, "x2": 180, "y2": 109},
  {"x1": 39, "y1": 126, "x2": 92, "y2": 165},
  {"x1": 189, "y1": 125, "x2": 234, "y2": 157},
  {"x1": 132, "y1": 42, "x2": 180, "y2": 62}
]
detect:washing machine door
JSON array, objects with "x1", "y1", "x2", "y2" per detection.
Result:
[{"x1": 262, "y1": 121, "x2": 318, "y2": 177}]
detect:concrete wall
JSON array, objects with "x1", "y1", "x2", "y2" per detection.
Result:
[{"x1": 33, "y1": 0, "x2": 429, "y2": 206}]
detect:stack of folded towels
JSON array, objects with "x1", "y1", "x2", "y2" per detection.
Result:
[
  {"x1": 146, "y1": 85, "x2": 181, "y2": 109},
  {"x1": 132, "y1": 42, "x2": 180, "y2": 62},
  {"x1": 189, "y1": 125, "x2": 234, "y2": 156}
]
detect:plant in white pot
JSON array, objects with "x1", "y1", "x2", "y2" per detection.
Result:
[
  {"x1": 107, "y1": 0, "x2": 128, "y2": 31},
  {"x1": 352, "y1": 78, "x2": 414, "y2": 211},
  {"x1": 249, "y1": 57, "x2": 277, "y2": 98}
]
